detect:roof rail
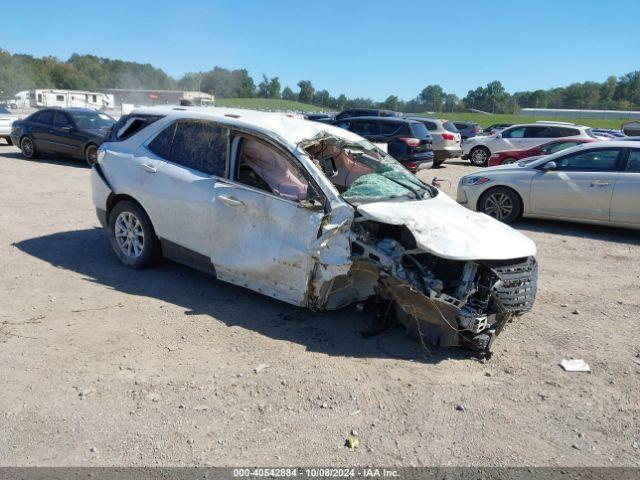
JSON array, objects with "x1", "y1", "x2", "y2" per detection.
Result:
[{"x1": 535, "y1": 120, "x2": 576, "y2": 126}]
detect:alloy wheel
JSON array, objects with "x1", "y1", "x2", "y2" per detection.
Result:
[
  {"x1": 471, "y1": 148, "x2": 488, "y2": 166},
  {"x1": 484, "y1": 192, "x2": 513, "y2": 221},
  {"x1": 21, "y1": 138, "x2": 34, "y2": 158},
  {"x1": 114, "y1": 211, "x2": 145, "y2": 258}
]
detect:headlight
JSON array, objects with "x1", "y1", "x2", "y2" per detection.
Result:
[
  {"x1": 462, "y1": 176, "x2": 491, "y2": 186},
  {"x1": 97, "y1": 146, "x2": 107, "y2": 164}
]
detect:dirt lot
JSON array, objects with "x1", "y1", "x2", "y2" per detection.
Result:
[{"x1": 0, "y1": 146, "x2": 639, "y2": 467}]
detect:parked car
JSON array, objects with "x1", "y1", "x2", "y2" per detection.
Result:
[
  {"x1": 452, "y1": 121, "x2": 482, "y2": 140},
  {"x1": 591, "y1": 128, "x2": 626, "y2": 138},
  {"x1": 620, "y1": 136, "x2": 640, "y2": 142},
  {"x1": 331, "y1": 116, "x2": 434, "y2": 171},
  {"x1": 0, "y1": 105, "x2": 19, "y2": 145},
  {"x1": 457, "y1": 141, "x2": 639, "y2": 229},
  {"x1": 11, "y1": 107, "x2": 116, "y2": 165},
  {"x1": 305, "y1": 112, "x2": 333, "y2": 122},
  {"x1": 406, "y1": 117, "x2": 462, "y2": 167},
  {"x1": 92, "y1": 106, "x2": 538, "y2": 353},
  {"x1": 334, "y1": 108, "x2": 401, "y2": 121},
  {"x1": 462, "y1": 122, "x2": 595, "y2": 166},
  {"x1": 488, "y1": 138, "x2": 596, "y2": 166},
  {"x1": 482, "y1": 123, "x2": 513, "y2": 136}
]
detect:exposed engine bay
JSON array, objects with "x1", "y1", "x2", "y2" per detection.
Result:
[
  {"x1": 301, "y1": 134, "x2": 539, "y2": 355},
  {"x1": 346, "y1": 220, "x2": 537, "y2": 353}
]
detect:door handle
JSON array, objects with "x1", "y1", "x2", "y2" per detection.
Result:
[
  {"x1": 590, "y1": 181, "x2": 611, "y2": 187},
  {"x1": 218, "y1": 195, "x2": 244, "y2": 207},
  {"x1": 140, "y1": 163, "x2": 157, "y2": 173}
]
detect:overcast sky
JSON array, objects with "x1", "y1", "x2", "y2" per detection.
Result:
[{"x1": 3, "y1": 0, "x2": 639, "y2": 100}]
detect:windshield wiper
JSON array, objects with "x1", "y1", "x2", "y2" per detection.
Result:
[{"x1": 380, "y1": 173, "x2": 424, "y2": 200}]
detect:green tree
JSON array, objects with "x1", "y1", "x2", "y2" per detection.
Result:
[
  {"x1": 282, "y1": 85, "x2": 296, "y2": 101},
  {"x1": 268, "y1": 76, "x2": 281, "y2": 98},
  {"x1": 419, "y1": 84, "x2": 445, "y2": 111},
  {"x1": 297, "y1": 80, "x2": 314, "y2": 104}
]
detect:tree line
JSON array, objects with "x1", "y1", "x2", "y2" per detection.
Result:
[{"x1": 1, "y1": 49, "x2": 639, "y2": 113}]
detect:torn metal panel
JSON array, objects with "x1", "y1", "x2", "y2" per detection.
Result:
[{"x1": 356, "y1": 191, "x2": 537, "y2": 261}]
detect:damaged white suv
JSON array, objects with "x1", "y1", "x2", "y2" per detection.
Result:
[{"x1": 92, "y1": 107, "x2": 538, "y2": 353}]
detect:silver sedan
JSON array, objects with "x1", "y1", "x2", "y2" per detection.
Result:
[{"x1": 456, "y1": 141, "x2": 640, "y2": 230}]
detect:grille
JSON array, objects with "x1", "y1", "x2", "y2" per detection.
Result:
[{"x1": 490, "y1": 257, "x2": 538, "y2": 314}]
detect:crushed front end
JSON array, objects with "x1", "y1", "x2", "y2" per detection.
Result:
[{"x1": 348, "y1": 220, "x2": 537, "y2": 353}]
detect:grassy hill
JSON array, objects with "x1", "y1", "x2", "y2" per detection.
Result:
[
  {"x1": 215, "y1": 98, "x2": 329, "y2": 112},
  {"x1": 215, "y1": 98, "x2": 626, "y2": 129}
]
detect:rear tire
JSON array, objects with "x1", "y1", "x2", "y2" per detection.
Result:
[
  {"x1": 4, "y1": 137, "x2": 13, "y2": 146},
  {"x1": 433, "y1": 159, "x2": 445, "y2": 168},
  {"x1": 478, "y1": 186, "x2": 522, "y2": 224},
  {"x1": 20, "y1": 136, "x2": 37, "y2": 159},
  {"x1": 501, "y1": 157, "x2": 517, "y2": 165},
  {"x1": 108, "y1": 201, "x2": 159, "y2": 269},
  {"x1": 469, "y1": 147, "x2": 490, "y2": 167}
]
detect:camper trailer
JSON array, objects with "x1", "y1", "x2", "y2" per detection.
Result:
[{"x1": 28, "y1": 89, "x2": 111, "y2": 111}]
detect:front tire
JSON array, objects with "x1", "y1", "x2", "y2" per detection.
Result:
[
  {"x1": 20, "y1": 136, "x2": 37, "y2": 159},
  {"x1": 469, "y1": 147, "x2": 490, "y2": 167},
  {"x1": 478, "y1": 187, "x2": 522, "y2": 224},
  {"x1": 108, "y1": 201, "x2": 159, "y2": 269},
  {"x1": 85, "y1": 144, "x2": 98, "y2": 166}
]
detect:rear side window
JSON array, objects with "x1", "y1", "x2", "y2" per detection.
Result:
[
  {"x1": 453, "y1": 122, "x2": 467, "y2": 130},
  {"x1": 111, "y1": 114, "x2": 164, "y2": 141},
  {"x1": 28, "y1": 112, "x2": 41, "y2": 123},
  {"x1": 410, "y1": 122, "x2": 430, "y2": 139},
  {"x1": 54, "y1": 112, "x2": 73, "y2": 128},
  {"x1": 553, "y1": 127, "x2": 580, "y2": 137},
  {"x1": 37, "y1": 110, "x2": 55, "y2": 126},
  {"x1": 379, "y1": 122, "x2": 398, "y2": 135},
  {"x1": 525, "y1": 126, "x2": 552, "y2": 138},
  {"x1": 169, "y1": 120, "x2": 229, "y2": 176},
  {"x1": 148, "y1": 123, "x2": 176, "y2": 159},
  {"x1": 626, "y1": 150, "x2": 640, "y2": 172},
  {"x1": 422, "y1": 121, "x2": 438, "y2": 131},
  {"x1": 350, "y1": 121, "x2": 379, "y2": 136},
  {"x1": 443, "y1": 121, "x2": 458, "y2": 133}
]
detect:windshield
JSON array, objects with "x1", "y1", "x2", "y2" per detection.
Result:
[
  {"x1": 303, "y1": 135, "x2": 435, "y2": 205},
  {"x1": 70, "y1": 111, "x2": 115, "y2": 130}
]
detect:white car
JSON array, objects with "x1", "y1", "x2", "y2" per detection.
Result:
[
  {"x1": 0, "y1": 106, "x2": 19, "y2": 145},
  {"x1": 462, "y1": 122, "x2": 595, "y2": 166},
  {"x1": 457, "y1": 141, "x2": 640, "y2": 229},
  {"x1": 91, "y1": 107, "x2": 538, "y2": 353}
]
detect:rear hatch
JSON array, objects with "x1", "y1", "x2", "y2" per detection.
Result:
[
  {"x1": 441, "y1": 121, "x2": 461, "y2": 147},
  {"x1": 406, "y1": 122, "x2": 433, "y2": 156}
]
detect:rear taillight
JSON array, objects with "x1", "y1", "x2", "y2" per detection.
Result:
[
  {"x1": 441, "y1": 133, "x2": 455, "y2": 141},
  {"x1": 406, "y1": 161, "x2": 418, "y2": 169},
  {"x1": 399, "y1": 137, "x2": 421, "y2": 147}
]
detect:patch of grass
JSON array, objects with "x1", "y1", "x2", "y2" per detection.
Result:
[
  {"x1": 421, "y1": 112, "x2": 626, "y2": 130},
  {"x1": 215, "y1": 98, "x2": 327, "y2": 112}
]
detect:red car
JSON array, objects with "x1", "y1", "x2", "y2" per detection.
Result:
[{"x1": 487, "y1": 138, "x2": 596, "y2": 167}]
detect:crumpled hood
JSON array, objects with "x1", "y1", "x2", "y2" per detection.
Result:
[{"x1": 356, "y1": 192, "x2": 536, "y2": 261}]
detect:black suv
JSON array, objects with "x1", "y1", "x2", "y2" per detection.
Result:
[
  {"x1": 11, "y1": 107, "x2": 115, "y2": 165},
  {"x1": 334, "y1": 108, "x2": 401, "y2": 121},
  {"x1": 331, "y1": 117, "x2": 434, "y2": 171}
]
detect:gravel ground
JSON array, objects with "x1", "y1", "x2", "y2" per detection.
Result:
[{"x1": 0, "y1": 146, "x2": 638, "y2": 467}]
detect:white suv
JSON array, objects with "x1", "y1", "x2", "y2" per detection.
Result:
[
  {"x1": 91, "y1": 106, "x2": 538, "y2": 353},
  {"x1": 462, "y1": 122, "x2": 595, "y2": 166}
]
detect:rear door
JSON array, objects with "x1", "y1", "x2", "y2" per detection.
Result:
[
  {"x1": 139, "y1": 119, "x2": 229, "y2": 257},
  {"x1": 610, "y1": 148, "x2": 640, "y2": 226},
  {"x1": 31, "y1": 110, "x2": 55, "y2": 151},
  {"x1": 497, "y1": 126, "x2": 528, "y2": 151},
  {"x1": 52, "y1": 111, "x2": 83, "y2": 157},
  {"x1": 521, "y1": 126, "x2": 554, "y2": 149},
  {"x1": 529, "y1": 148, "x2": 622, "y2": 221}
]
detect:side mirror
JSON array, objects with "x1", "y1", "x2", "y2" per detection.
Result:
[
  {"x1": 542, "y1": 161, "x2": 557, "y2": 171},
  {"x1": 495, "y1": 132, "x2": 502, "y2": 139}
]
